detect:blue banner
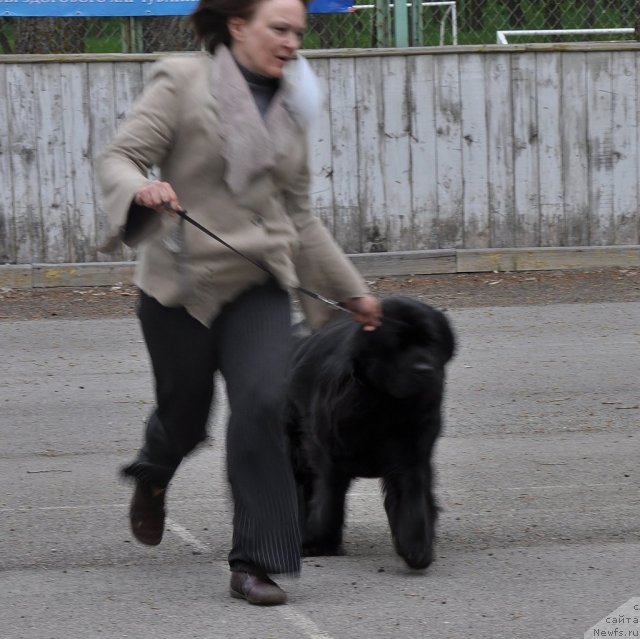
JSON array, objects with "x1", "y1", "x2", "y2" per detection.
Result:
[{"x1": 0, "y1": 0, "x2": 353, "y2": 17}]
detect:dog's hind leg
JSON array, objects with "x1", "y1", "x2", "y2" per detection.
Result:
[
  {"x1": 294, "y1": 469, "x2": 314, "y2": 533},
  {"x1": 302, "y1": 469, "x2": 351, "y2": 557},
  {"x1": 383, "y1": 467, "x2": 435, "y2": 570}
]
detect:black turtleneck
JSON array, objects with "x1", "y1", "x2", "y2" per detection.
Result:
[{"x1": 235, "y1": 60, "x2": 280, "y2": 119}]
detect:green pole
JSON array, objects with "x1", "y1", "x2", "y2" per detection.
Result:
[
  {"x1": 121, "y1": 17, "x2": 143, "y2": 53},
  {"x1": 133, "y1": 17, "x2": 144, "y2": 53},
  {"x1": 394, "y1": 0, "x2": 409, "y2": 47},
  {"x1": 375, "y1": 0, "x2": 391, "y2": 48}
]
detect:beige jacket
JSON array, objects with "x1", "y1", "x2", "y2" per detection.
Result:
[{"x1": 97, "y1": 46, "x2": 368, "y2": 327}]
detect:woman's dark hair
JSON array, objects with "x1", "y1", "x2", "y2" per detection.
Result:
[{"x1": 190, "y1": 0, "x2": 309, "y2": 54}]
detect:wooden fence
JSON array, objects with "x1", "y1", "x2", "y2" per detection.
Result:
[{"x1": 1, "y1": 42, "x2": 639, "y2": 265}]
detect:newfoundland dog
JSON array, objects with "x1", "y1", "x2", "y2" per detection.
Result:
[{"x1": 285, "y1": 296, "x2": 455, "y2": 569}]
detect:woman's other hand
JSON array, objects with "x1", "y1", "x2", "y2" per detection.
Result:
[{"x1": 343, "y1": 295, "x2": 382, "y2": 331}]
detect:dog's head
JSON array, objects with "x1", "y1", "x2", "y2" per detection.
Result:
[{"x1": 351, "y1": 296, "x2": 455, "y2": 400}]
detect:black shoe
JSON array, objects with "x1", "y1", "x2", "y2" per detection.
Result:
[
  {"x1": 230, "y1": 571, "x2": 288, "y2": 606},
  {"x1": 129, "y1": 482, "x2": 166, "y2": 546}
]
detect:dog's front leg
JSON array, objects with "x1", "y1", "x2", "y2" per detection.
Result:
[
  {"x1": 383, "y1": 467, "x2": 435, "y2": 570},
  {"x1": 302, "y1": 468, "x2": 351, "y2": 557}
]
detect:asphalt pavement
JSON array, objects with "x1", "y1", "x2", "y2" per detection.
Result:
[{"x1": 1, "y1": 299, "x2": 638, "y2": 639}]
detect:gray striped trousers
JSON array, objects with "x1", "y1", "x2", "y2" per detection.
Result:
[{"x1": 124, "y1": 279, "x2": 301, "y2": 576}]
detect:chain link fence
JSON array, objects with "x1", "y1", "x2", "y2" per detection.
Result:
[{"x1": 0, "y1": 1, "x2": 638, "y2": 54}]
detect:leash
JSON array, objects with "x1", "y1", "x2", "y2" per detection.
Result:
[{"x1": 168, "y1": 206, "x2": 352, "y2": 316}]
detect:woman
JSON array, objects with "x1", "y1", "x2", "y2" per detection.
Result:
[{"x1": 97, "y1": 0, "x2": 381, "y2": 606}]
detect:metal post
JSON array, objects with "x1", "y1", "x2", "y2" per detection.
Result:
[
  {"x1": 410, "y1": 0, "x2": 423, "y2": 46},
  {"x1": 394, "y1": 0, "x2": 409, "y2": 47},
  {"x1": 375, "y1": 0, "x2": 391, "y2": 47},
  {"x1": 121, "y1": 17, "x2": 132, "y2": 53},
  {"x1": 133, "y1": 17, "x2": 144, "y2": 53},
  {"x1": 121, "y1": 17, "x2": 144, "y2": 53}
]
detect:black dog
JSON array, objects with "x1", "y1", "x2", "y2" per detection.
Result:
[{"x1": 285, "y1": 296, "x2": 455, "y2": 570}]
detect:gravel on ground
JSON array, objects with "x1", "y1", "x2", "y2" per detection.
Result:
[{"x1": 0, "y1": 267, "x2": 638, "y2": 321}]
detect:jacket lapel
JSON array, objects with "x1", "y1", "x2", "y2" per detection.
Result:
[{"x1": 211, "y1": 45, "x2": 298, "y2": 195}]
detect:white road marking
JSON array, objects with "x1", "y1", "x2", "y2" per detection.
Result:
[
  {"x1": 165, "y1": 517, "x2": 210, "y2": 554},
  {"x1": 278, "y1": 608, "x2": 336, "y2": 639},
  {"x1": 165, "y1": 517, "x2": 336, "y2": 639}
]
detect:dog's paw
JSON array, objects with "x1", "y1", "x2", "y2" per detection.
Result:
[
  {"x1": 400, "y1": 548, "x2": 433, "y2": 570},
  {"x1": 302, "y1": 541, "x2": 345, "y2": 557}
]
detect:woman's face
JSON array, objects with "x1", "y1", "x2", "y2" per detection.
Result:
[{"x1": 229, "y1": 0, "x2": 306, "y2": 78}]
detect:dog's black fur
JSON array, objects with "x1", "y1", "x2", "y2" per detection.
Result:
[{"x1": 285, "y1": 296, "x2": 455, "y2": 570}]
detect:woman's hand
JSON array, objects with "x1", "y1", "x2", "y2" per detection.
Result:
[
  {"x1": 343, "y1": 295, "x2": 382, "y2": 331},
  {"x1": 134, "y1": 180, "x2": 183, "y2": 213}
]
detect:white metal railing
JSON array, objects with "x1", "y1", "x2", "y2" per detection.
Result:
[
  {"x1": 354, "y1": 2, "x2": 458, "y2": 46},
  {"x1": 496, "y1": 28, "x2": 634, "y2": 45}
]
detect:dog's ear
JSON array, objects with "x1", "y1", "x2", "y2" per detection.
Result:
[{"x1": 435, "y1": 310, "x2": 456, "y2": 363}]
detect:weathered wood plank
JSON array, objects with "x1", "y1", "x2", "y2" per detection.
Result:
[
  {"x1": 355, "y1": 56, "x2": 387, "y2": 253},
  {"x1": 611, "y1": 51, "x2": 638, "y2": 245},
  {"x1": 586, "y1": 51, "x2": 614, "y2": 246},
  {"x1": 536, "y1": 52, "x2": 564, "y2": 247},
  {"x1": 0, "y1": 265, "x2": 32, "y2": 289},
  {"x1": 61, "y1": 62, "x2": 97, "y2": 262},
  {"x1": 32, "y1": 262, "x2": 136, "y2": 287},
  {"x1": 381, "y1": 55, "x2": 412, "y2": 251},
  {"x1": 0, "y1": 64, "x2": 13, "y2": 263},
  {"x1": 433, "y1": 53, "x2": 463, "y2": 248},
  {"x1": 34, "y1": 63, "x2": 69, "y2": 263},
  {"x1": 327, "y1": 56, "x2": 361, "y2": 252},
  {"x1": 637, "y1": 51, "x2": 640, "y2": 246},
  {"x1": 458, "y1": 53, "x2": 490, "y2": 249},
  {"x1": 485, "y1": 53, "x2": 515, "y2": 247},
  {"x1": 457, "y1": 246, "x2": 640, "y2": 272},
  {"x1": 307, "y1": 58, "x2": 335, "y2": 235},
  {"x1": 561, "y1": 52, "x2": 590, "y2": 246},
  {"x1": 511, "y1": 52, "x2": 540, "y2": 247},
  {"x1": 114, "y1": 62, "x2": 145, "y2": 132},
  {"x1": 89, "y1": 62, "x2": 120, "y2": 261},
  {"x1": 348, "y1": 249, "x2": 456, "y2": 276},
  {"x1": 141, "y1": 59, "x2": 155, "y2": 84},
  {"x1": 7, "y1": 63, "x2": 42, "y2": 263},
  {"x1": 407, "y1": 54, "x2": 438, "y2": 249}
]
